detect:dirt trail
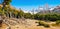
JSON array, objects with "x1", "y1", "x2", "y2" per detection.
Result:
[
  {"x1": 1, "y1": 18, "x2": 60, "y2": 29},
  {"x1": 23, "y1": 19, "x2": 60, "y2": 29}
]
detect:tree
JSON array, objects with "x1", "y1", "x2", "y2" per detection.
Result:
[
  {"x1": 24, "y1": 13, "x2": 32, "y2": 19},
  {"x1": 2, "y1": 0, "x2": 12, "y2": 16},
  {"x1": 18, "y1": 9, "x2": 24, "y2": 18},
  {"x1": 3, "y1": 0, "x2": 12, "y2": 5}
]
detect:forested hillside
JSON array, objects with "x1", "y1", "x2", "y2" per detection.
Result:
[{"x1": 0, "y1": 0, "x2": 60, "y2": 29}]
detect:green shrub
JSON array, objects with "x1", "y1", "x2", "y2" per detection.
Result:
[
  {"x1": 43, "y1": 24, "x2": 50, "y2": 28},
  {"x1": 51, "y1": 23, "x2": 57, "y2": 26},
  {"x1": 56, "y1": 20, "x2": 60, "y2": 25},
  {"x1": 37, "y1": 21, "x2": 50, "y2": 28}
]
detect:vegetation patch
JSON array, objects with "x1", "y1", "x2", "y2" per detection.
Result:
[
  {"x1": 51, "y1": 20, "x2": 60, "y2": 26},
  {"x1": 36, "y1": 20, "x2": 50, "y2": 28}
]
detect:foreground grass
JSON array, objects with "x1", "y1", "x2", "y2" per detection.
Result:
[{"x1": 0, "y1": 18, "x2": 60, "y2": 29}]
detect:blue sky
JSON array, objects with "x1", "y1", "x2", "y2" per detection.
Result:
[{"x1": 11, "y1": 0, "x2": 60, "y2": 11}]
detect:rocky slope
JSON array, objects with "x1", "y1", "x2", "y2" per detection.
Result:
[{"x1": 0, "y1": 16, "x2": 60, "y2": 29}]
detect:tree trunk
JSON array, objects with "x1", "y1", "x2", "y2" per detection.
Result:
[
  {"x1": 0, "y1": 20, "x2": 3, "y2": 27},
  {"x1": 10, "y1": 12, "x2": 12, "y2": 18}
]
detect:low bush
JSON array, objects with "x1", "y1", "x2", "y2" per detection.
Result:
[
  {"x1": 51, "y1": 20, "x2": 60, "y2": 26},
  {"x1": 37, "y1": 21, "x2": 50, "y2": 28},
  {"x1": 56, "y1": 20, "x2": 60, "y2": 25}
]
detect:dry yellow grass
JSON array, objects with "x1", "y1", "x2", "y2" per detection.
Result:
[
  {"x1": 0, "y1": 23, "x2": 8, "y2": 29},
  {"x1": 1, "y1": 19, "x2": 60, "y2": 29}
]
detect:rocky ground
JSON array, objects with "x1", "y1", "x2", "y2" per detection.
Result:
[{"x1": 0, "y1": 16, "x2": 60, "y2": 29}]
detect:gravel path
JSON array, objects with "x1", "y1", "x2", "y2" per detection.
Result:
[{"x1": 1, "y1": 18, "x2": 60, "y2": 29}]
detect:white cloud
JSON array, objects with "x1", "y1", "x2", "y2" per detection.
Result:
[
  {"x1": 23, "y1": 10, "x2": 29, "y2": 13},
  {"x1": 39, "y1": 8, "x2": 44, "y2": 10},
  {"x1": 50, "y1": 8, "x2": 54, "y2": 10}
]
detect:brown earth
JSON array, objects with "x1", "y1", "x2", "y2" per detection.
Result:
[{"x1": 0, "y1": 18, "x2": 60, "y2": 29}]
